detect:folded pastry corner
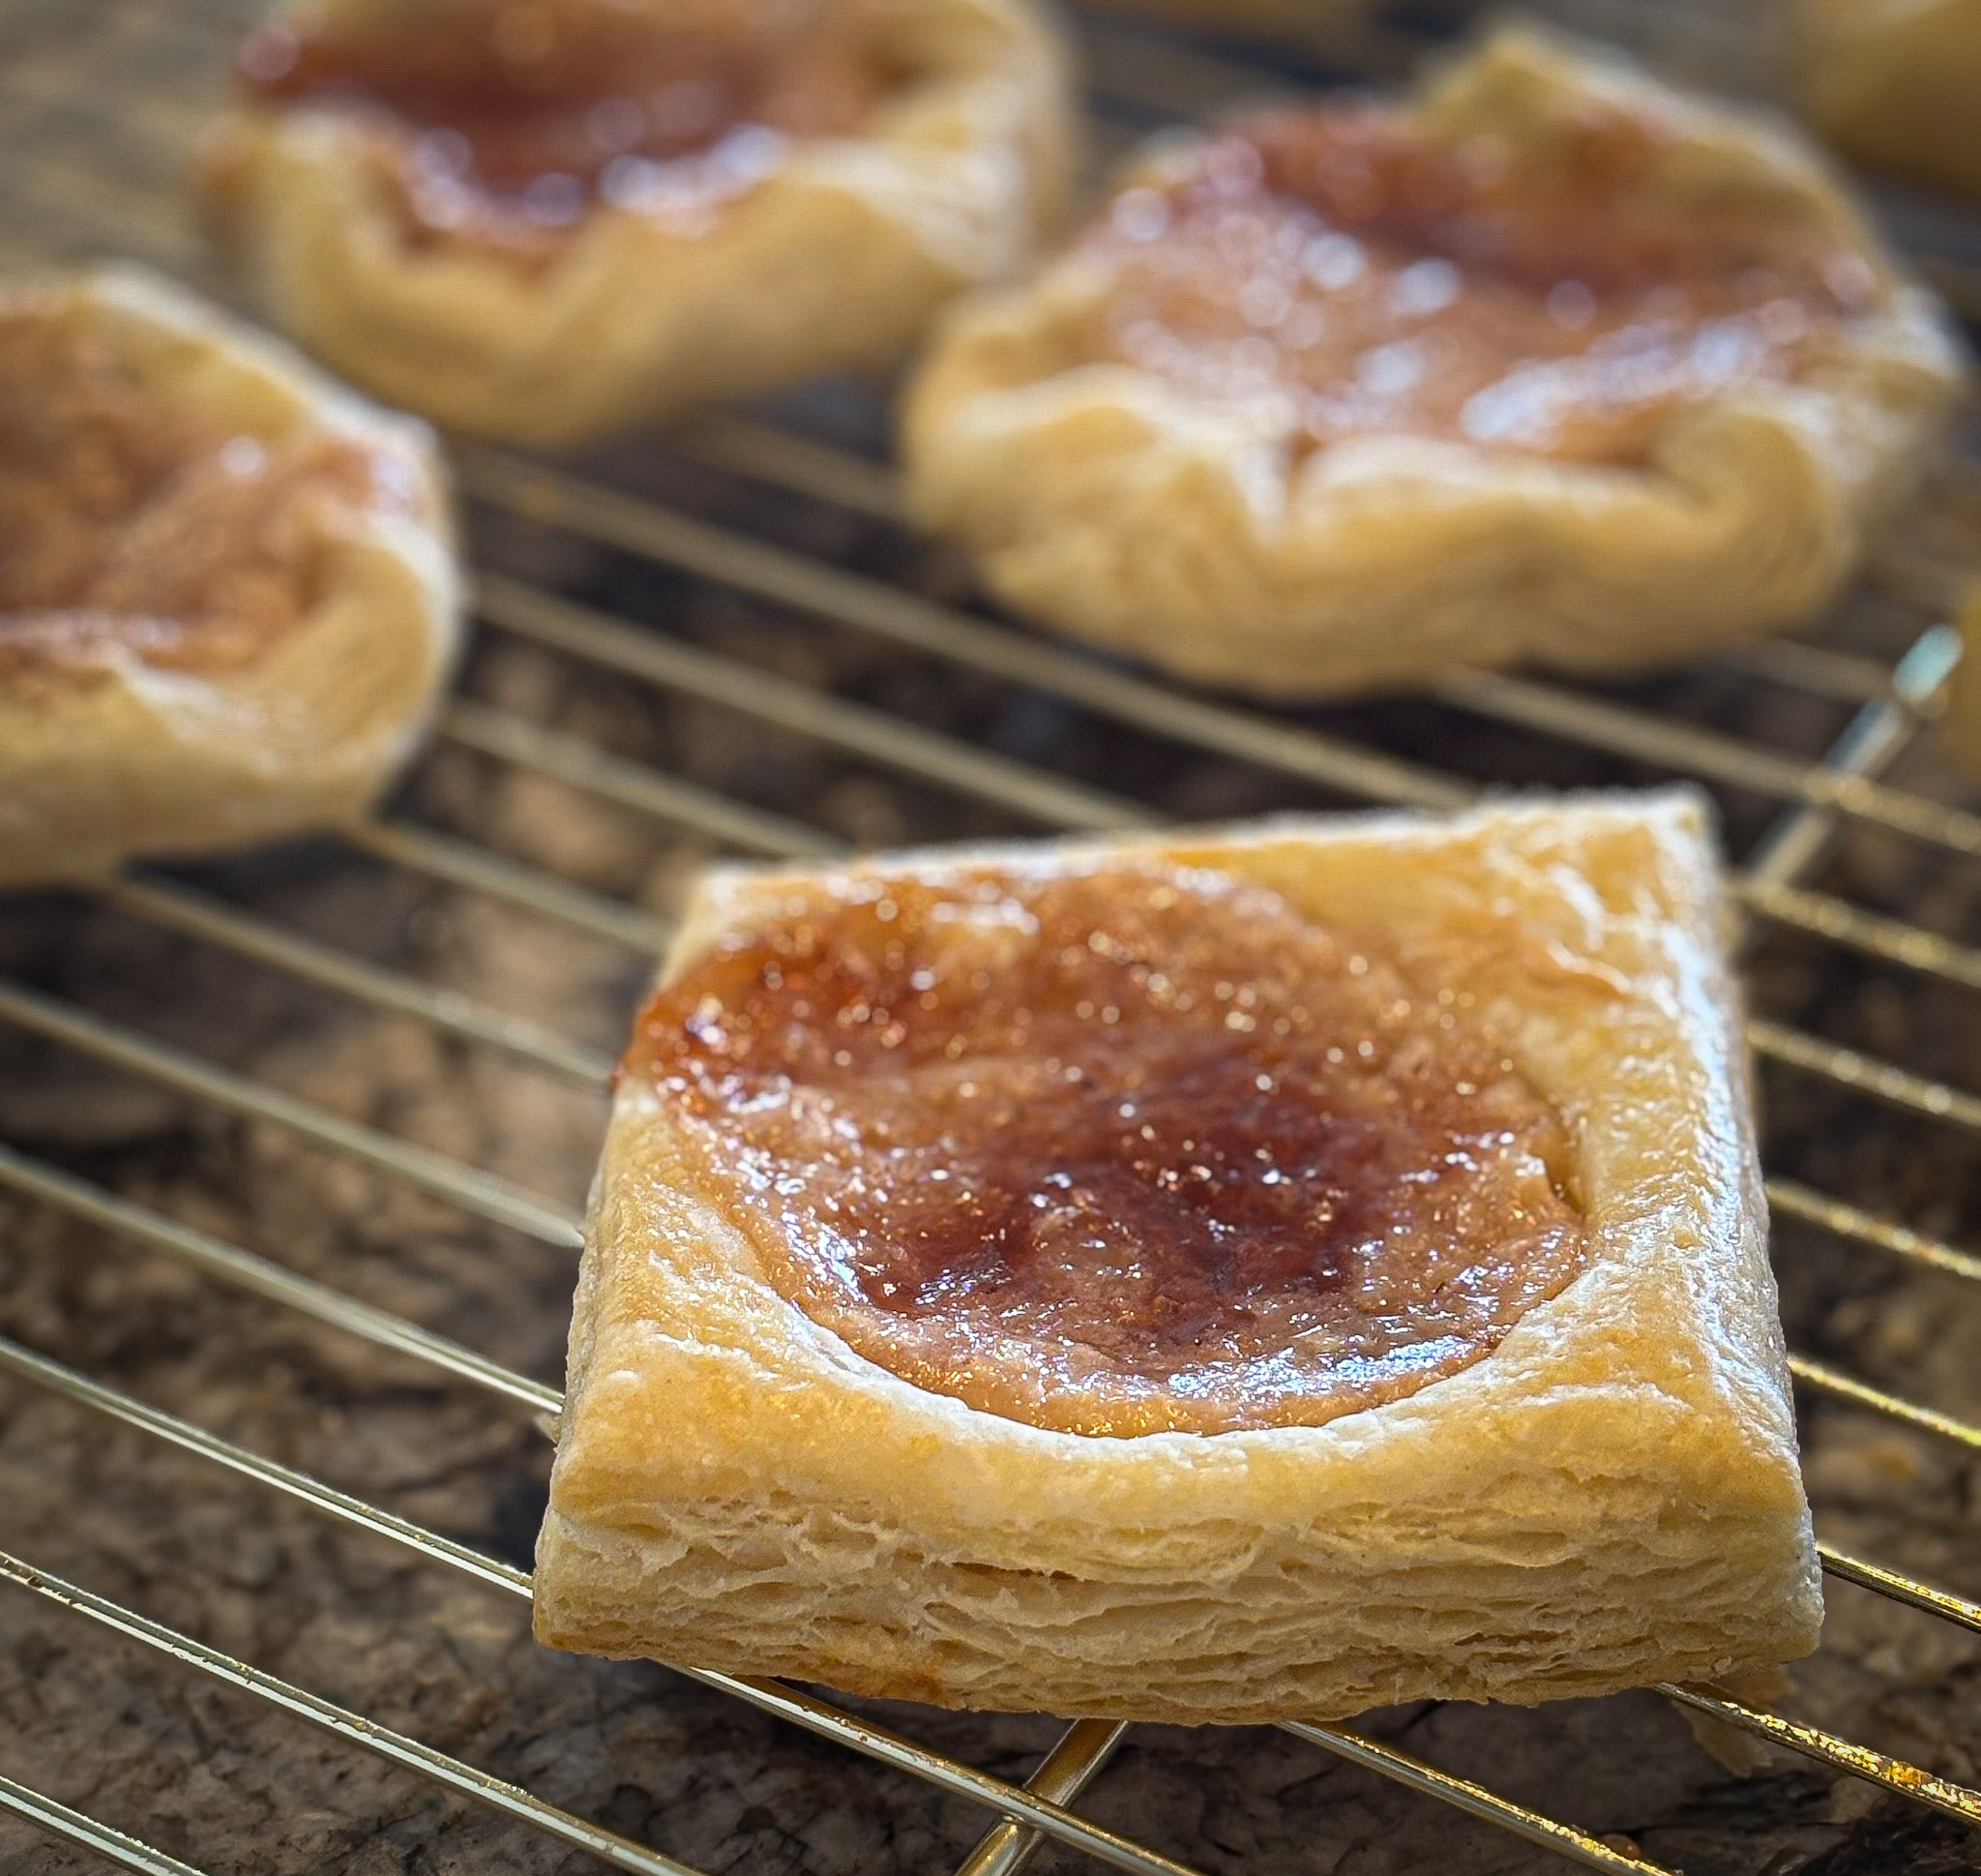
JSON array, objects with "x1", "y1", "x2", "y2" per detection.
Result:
[
  {"x1": 903, "y1": 25, "x2": 1967, "y2": 700},
  {"x1": 535, "y1": 790, "x2": 1820, "y2": 1723},
  {"x1": 0, "y1": 264, "x2": 458, "y2": 890},
  {"x1": 202, "y1": 0, "x2": 1078, "y2": 448}
]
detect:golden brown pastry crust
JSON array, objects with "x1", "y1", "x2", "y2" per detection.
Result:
[
  {"x1": 902, "y1": 27, "x2": 1967, "y2": 701},
  {"x1": 535, "y1": 791, "x2": 1821, "y2": 1723},
  {"x1": 203, "y1": 0, "x2": 1078, "y2": 448},
  {"x1": 0, "y1": 266, "x2": 458, "y2": 890},
  {"x1": 1787, "y1": 0, "x2": 1981, "y2": 199}
]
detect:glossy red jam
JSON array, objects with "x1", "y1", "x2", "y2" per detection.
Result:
[
  {"x1": 629, "y1": 863, "x2": 1588, "y2": 1436},
  {"x1": 0, "y1": 299, "x2": 404, "y2": 677},
  {"x1": 235, "y1": 0, "x2": 892, "y2": 258},
  {"x1": 1083, "y1": 102, "x2": 1878, "y2": 463}
]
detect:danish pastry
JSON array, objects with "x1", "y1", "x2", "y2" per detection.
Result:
[
  {"x1": 903, "y1": 27, "x2": 1966, "y2": 700},
  {"x1": 202, "y1": 0, "x2": 1077, "y2": 448},
  {"x1": 0, "y1": 266, "x2": 457, "y2": 890},
  {"x1": 1786, "y1": 0, "x2": 1981, "y2": 199},
  {"x1": 535, "y1": 791, "x2": 1821, "y2": 1723}
]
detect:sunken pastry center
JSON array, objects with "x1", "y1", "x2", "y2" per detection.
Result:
[
  {"x1": 1084, "y1": 103, "x2": 1879, "y2": 463},
  {"x1": 630, "y1": 864, "x2": 1589, "y2": 1437},
  {"x1": 236, "y1": 0, "x2": 895, "y2": 256},
  {"x1": 0, "y1": 301, "x2": 399, "y2": 678}
]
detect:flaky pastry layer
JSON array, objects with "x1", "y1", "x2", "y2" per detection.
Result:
[
  {"x1": 204, "y1": 0, "x2": 1077, "y2": 448},
  {"x1": 902, "y1": 27, "x2": 1966, "y2": 700},
  {"x1": 535, "y1": 791, "x2": 1821, "y2": 1723},
  {"x1": 0, "y1": 266, "x2": 458, "y2": 889}
]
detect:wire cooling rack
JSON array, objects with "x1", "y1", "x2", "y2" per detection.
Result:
[{"x1": 2, "y1": 3, "x2": 1981, "y2": 1873}]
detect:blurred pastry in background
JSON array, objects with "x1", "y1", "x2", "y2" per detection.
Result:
[
  {"x1": 202, "y1": 0, "x2": 1076, "y2": 449},
  {"x1": 1785, "y1": 0, "x2": 1981, "y2": 200},
  {"x1": 0, "y1": 266, "x2": 457, "y2": 890},
  {"x1": 904, "y1": 27, "x2": 1966, "y2": 700}
]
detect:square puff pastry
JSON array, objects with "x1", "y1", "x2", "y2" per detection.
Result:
[
  {"x1": 1786, "y1": 0, "x2": 1981, "y2": 200},
  {"x1": 203, "y1": 0, "x2": 1076, "y2": 449},
  {"x1": 534, "y1": 791, "x2": 1822, "y2": 1723},
  {"x1": 0, "y1": 266, "x2": 458, "y2": 890},
  {"x1": 902, "y1": 26, "x2": 1968, "y2": 701}
]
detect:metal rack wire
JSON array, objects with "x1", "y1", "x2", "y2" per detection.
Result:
[{"x1": 3, "y1": 3, "x2": 1981, "y2": 1872}]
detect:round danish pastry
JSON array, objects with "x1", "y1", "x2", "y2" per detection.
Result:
[
  {"x1": 903, "y1": 28, "x2": 1967, "y2": 700},
  {"x1": 203, "y1": 0, "x2": 1077, "y2": 447},
  {"x1": 0, "y1": 267, "x2": 457, "y2": 890}
]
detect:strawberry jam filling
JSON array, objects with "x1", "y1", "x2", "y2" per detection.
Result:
[
  {"x1": 0, "y1": 296, "x2": 403, "y2": 678},
  {"x1": 630, "y1": 863, "x2": 1588, "y2": 1437},
  {"x1": 236, "y1": 0, "x2": 893, "y2": 257},
  {"x1": 1082, "y1": 102, "x2": 1878, "y2": 462}
]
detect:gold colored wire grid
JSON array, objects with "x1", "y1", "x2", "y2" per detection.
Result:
[{"x1": 4, "y1": 3, "x2": 1981, "y2": 1872}]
